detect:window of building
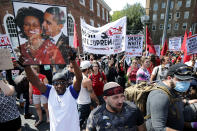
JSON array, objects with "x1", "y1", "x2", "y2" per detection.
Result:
[
  {"x1": 152, "y1": 25, "x2": 156, "y2": 31},
  {"x1": 106, "y1": 11, "x2": 108, "y2": 22},
  {"x1": 97, "y1": 3, "x2": 100, "y2": 17},
  {"x1": 160, "y1": 13, "x2": 165, "y2": 20},
  {"x1": 169, "y1": 13, "x2": 172, "y2": 20},
  {"x1": 170, "y1": 1, "x2": 174, "y2": 9},
  {"x1": 90, "y1": 0, "x2": 93, "y2": 11},
  {"x1": 182, "y1": 23, "x2": 187, "y2": 29},
  {"x1": 167, "y1": 24, "x2": 171, "y2": 30},
  {"x1": 90, "y1": 19, "x2": 94, "y2": 26},
  {"x1": 79, "y1": 0, "x2": 85, "y2": 6},
  {"x1": 177, "y1": 1, "x2": 182, "y2": 8},
  {"x1": 176, "y1": 12, "x2": 180, "y2": 18},
  {"x1": 186, "y1": 0, "x2": 191, "y2": 7},
  {"x1": 3, "y1": 13, "x2": 19, "y2": 49},
  {"x1": 159, "y1": 24, "x2": 164, "y2": 30},
  {"x1": 153, "y1": 14, "x2": 157, "y2": 21},
  {"x1": 153, "y1": 3, "x2": 158, "y2": 11},
  {"x1": 102, "y1": 8, "x2": 105, "y2": 20},
  {"x1": 68, "y1": 15, "x2": 75, "y2": 47},
  {"x1": 174, "y1": 23, "x2": 179, "y2": 30},
  {"x1": 184, "y1": 11, "x2": 189, "y2": 19},
  {"x1": 162, "y1": 2, "x2": 166, "y2": 8}
]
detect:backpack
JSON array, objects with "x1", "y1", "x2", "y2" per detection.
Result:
[{"x1": 124, "y1": 82, "x2": 180, "y2": 119}]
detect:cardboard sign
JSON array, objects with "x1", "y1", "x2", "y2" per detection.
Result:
[
  {"x1": 81, "y1": 17, "x2": 127, "y2": 55},
  {"x1": 0, "y1": 34, "x2": 16, "y2": 58},
  {"x1": 187, "y1": 34, "x2": 197, "y2": 55},
  {"x1": 125, "y1": 35, "x2": 143, "y2": 57},
  {"x1": 0, "y1": 49, "x2": 14, "y2": 70},
  {"x1": 169, "y1": 37, "x2": 182, "y2": 51},
  {"x1": 13, "y1": 1, "x2": 70, "y2": 65}
]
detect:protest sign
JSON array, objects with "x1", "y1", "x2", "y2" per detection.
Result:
[
  {"x1": 125, "y1": 35, "x2": 143, "y2": 57},
  {"x1": 81, "y1": 16, "x2": 127, "y2": 55},
  {"x1": 187, "y1": 34, "x2": 197, "y2": 55},
  {"x1": 169, "y1": 37, "x2": 182, "y2": 51},
  {"x1": 0, "y1": 48, "x2": 14, "y2": 70},
  {"x1": 0, "y1": 34, "x2": 16, "y2": 58},
  {"x1": 154, "y1": 45, "x2": 160, "y2": 56},
  {"x1": 13, "y1": 1, "x2": 69, "y2": 65}
]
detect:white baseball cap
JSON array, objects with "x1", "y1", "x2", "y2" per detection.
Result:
[{"x1": 80, "y1": 61, "x2": 91, "y2": 70}]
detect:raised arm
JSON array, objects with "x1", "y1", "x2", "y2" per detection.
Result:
[
  {"x1": 72, "y1": 60, "x2": 82, "y2": 92},
  {"x1": 0, "y1": 80, "x2": 15, "y2": 96},
  {"x1": 24, "y1": 66, "x2": 47, "y2": 93}
]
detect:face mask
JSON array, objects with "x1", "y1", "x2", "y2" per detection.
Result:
[{"x1": 174, "y1": 81, "x2": 190, "y2": 92}]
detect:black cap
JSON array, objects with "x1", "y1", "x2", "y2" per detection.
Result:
[
  {"x1": 52, "y1": 71, "x2": 68, "y2": 82},
  {"x1": 166, "y1": 63, "x2": 194, "y2": 80}
]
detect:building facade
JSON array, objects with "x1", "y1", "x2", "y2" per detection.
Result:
[
  {"x1": 0, "y1": 0, "x2": 111, "y2": 51},
  {"x1": 146, "y1": 0, "x2": 197, "y2": 45}
]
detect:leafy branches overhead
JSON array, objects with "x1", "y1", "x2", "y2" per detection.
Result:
[{"x1": 112, "y1": 3, "x2": 145, "y2": 34}]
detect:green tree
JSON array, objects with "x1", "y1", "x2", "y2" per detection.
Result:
[{"x1": 112, "y1": 3, "x2": 145, "y2": 34}]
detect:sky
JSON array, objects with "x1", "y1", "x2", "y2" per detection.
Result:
[{"x1": 105, "y1": 0, "x2": 146, "y2": 14}]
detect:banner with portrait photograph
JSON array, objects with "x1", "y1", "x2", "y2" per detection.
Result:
[
  {"x1": 0, "y1": 34, "x2": 17, "y2": 58},
  {"x1": 187, "y1": 34, "x2": 197, "y2": 55},
  {"x1": 13, "y1": 1, "x2": 70, "y2": 65},
  {"x1": 81, "y1": 16, "x2": 127, "y2": 55},
  {"x1": 125, "y1": 35, "x2": 143, "y2": 57},
  {"x1": 169, "y1": 37, "x2": 182, "y2": 51}
]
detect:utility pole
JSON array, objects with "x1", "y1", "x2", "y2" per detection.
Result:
[{"x1": 161, "y1": 0, "x2": 171, "y2": 47}]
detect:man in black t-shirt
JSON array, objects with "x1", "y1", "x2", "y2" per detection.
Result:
[{"x1": 86, "y1": 82, "x2": 146, "y2": 131}]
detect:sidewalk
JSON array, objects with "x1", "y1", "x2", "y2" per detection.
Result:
[{"x1": 17, "y1": 102, "x2": 50, "y2": 131}]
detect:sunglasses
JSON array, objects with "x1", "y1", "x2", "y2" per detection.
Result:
[
  {"x1": 52, "y1": 81, "x2": 68, "y2": 86},
  {"x1": 175, "y1": 66, "x2": 193, "y2": 76}
]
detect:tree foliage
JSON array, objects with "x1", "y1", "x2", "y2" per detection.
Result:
[{"x1": 111, "y1": 3, "x2": 145, "y2": 34}]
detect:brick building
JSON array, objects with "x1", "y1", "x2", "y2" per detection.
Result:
[
  {"x1": 146, "y1": 0, "x2": 197, "y2": 45},
  {"x1": 0, "y1": 0, "x2": 111, "y2": 51}
]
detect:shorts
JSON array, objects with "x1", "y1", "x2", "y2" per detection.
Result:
[
  {"x1": 33, "y1": 94, "x2": 48, "y2": 105},
  {"x1": 0, "y1": 117, "x2": 21, "y2": 130}
]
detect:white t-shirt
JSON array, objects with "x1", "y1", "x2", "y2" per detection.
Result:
[
  {"x1": 152, "y1": 65, "x2": 168, "y2": 81},
  {"x1": 44, "y1": 85, "x2": 80, "y2": 131}
]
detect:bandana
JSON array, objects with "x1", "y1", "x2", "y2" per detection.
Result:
[{"x1": 103, "y1": 86, "x2": 123, "y2": 96}]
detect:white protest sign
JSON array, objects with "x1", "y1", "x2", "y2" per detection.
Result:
[
  {"x1": 169, "y1": 37, "x2": 182, "y2": 51},
  {"x1": 81, "y1": 17, "x2": 127, "y2": 55},
  {"x1": 125, "y1": 35, "x2": 143, "y2": 57},
  {"x1": 0, "y1": 48, "x2": 14, "y2": 70},
  {"x1": 0, "y1": 34, "x2": 16, "y2": 58},
  {"x1": 154, "y1": 45, "x2": 160, "y2": 56},
  {"x1": 187, "y1": 34, "x2": 197, "y2": 55}
]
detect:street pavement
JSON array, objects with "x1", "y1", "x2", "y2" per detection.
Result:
[{"x1": 17, "y1": 102, "x2": 50, "y2": 131}]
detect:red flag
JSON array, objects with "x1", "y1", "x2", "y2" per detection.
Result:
[
  {"x1": 161, "y1": 39, "x2": 168, "y2": 56},
  {"x1": 73, "y1": 22, "x2": 79, "y2": 48},
  {"x1": 146, "y1": 26, "x2": 156, "y2": 54},
  {"x1": 182, "y1": 30, "x2": 191, "y2": 63}
]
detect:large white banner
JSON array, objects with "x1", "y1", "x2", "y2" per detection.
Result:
[
  {"x1": 125, "y1": 35, "x2": 143, "y2": 57},
  {"x1": 187, "y1": 34, "x2": 197, "y2": 55},
  {"x1": 81, "y1": 17, "x2": 127, "y2": 55},
  {"x1": 169, "y1": 37, "x2": 182, "y2": 51}
]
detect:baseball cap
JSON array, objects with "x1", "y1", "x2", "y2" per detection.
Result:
[
  {"x1": 166, "y1": 63, "x2": 194, "y2": 80},
  {"x1": 103, "y1": 82, "x2": 121, "y2": 91},
  {"x1": 80, "y1": 61, "x2": 91, "y2": 70}
]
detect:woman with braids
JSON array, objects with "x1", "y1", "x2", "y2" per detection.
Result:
[{"x1": 15, "y1": 7, "x2": 65, "y2": 65}]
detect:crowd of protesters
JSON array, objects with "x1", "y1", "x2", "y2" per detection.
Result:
[{"x1": 0, "y1": 50, "x2": 197, "y2": 131}]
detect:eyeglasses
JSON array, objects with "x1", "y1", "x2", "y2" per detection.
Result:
[
  {"x1": 52, "y1": 81, "x2": 68, "y2": 86},
  {"x1": 175, "y1": 66, "x2": 193, "y2": 76}
]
